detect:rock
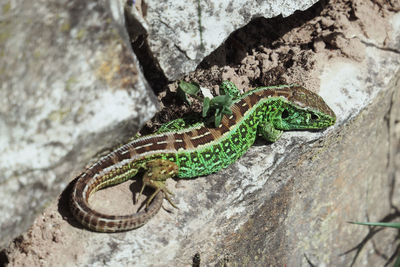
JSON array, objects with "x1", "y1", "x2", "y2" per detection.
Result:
[
  {"x1": 0, "y1": 0, "x2": 158, "y2": 249},
  {"x1": 2, "y1": 0, "x2": 400, "y2": 266},
  {"x1": 127, "y1": 0, "x2": 319, "y2": 80}
]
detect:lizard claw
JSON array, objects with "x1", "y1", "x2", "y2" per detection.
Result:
[
  {"x1": 160, "y1": 187, "x2": 178, "y2": 209},
  {"x1": 141, "y1": 179, "x2": 178, "y2": 209}
]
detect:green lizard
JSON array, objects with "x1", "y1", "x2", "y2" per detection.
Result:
[{"x1": 70, "y1": 81, "x2": 336, "y2": 232}]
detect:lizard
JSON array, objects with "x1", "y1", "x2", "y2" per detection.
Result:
[{"x1": 70, "y1": 81, "x2": 336, "y2": 232}]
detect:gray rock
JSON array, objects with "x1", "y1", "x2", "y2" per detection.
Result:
[
  {"x1": 127, "y1": 0, "x2": 319, "y2": 80},
  {"x1": 2, "y1": 0, "x2": 400, "y2": 266},
  {"x1": 68, "y1": 48, "x2": 399, "y2": 266},
  {"x1": 0, "y1": 0, "x2": 158, "y2": 248}
]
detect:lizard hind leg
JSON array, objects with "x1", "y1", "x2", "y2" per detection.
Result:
[{"x1": 139, "y1": 159, "x2": 179, "y2": 209}]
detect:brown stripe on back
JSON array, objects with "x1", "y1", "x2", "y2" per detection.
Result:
[
  {"x1": 113, "y1": 144, "x2": 132, "y2": 161},
  {"x1": 129, "y1": 145, "x2": 138, "y2": 158},
  {"x1": 86, "y1": 162, "x2": 104, "y2": 177},
  {"x1": 186, "y1": 126, "x2": 214, "y2": 147},
  {"x1": 173, "y1": 133, "x2": 186, "y2": 150},
  {"x1": 110, "y1": 152, "x2": 120, "y2": 164},
  {"x1": 185, "y1": 128, "x2": 198, "y2": 137},
  {"x1": 247, "y1": 92, "x2": 261, "y2": 106},
  {"x1": 189, "y1": 131, "x2": 214, "y2": 147},
  {"x1": 132, "y1": 135, "x2": 169, "y2": 154},
  {"x1": 256, "y1": 87, "x2": 292, "y2": 100},
  {"x1": 254, "y1": 88, "x2": 275, "y2": 99},
  {"x1": 196, "y1": 126, "x2": 210, "y2": 136},
  {"x1": 135, "y1": 143, "x2": 159, "y2": 154},
  {"x1": 151, "y1": 135, "x2": 169, "y2": 144},
  {"x1": 197, "y1": 118, "x2": 230, "y2": 142},
  {"x1": 150, "y1": 138, "x2": 169, "y2": 151},
  {"x1": 130, "y1": 138, "x2": 152, "y2": 153},
  {"x1": 208, "y1": 128, "x2": 223, "y2": 140},
  {"x1": 235, "y1": 99, "x2": 249, "y2": 116},
  {"x1": 131, "y1": 136, "x2": 158, "y2": 149},
  {"x1": 250, "y1": 88, "x2": 294, "y2": 104},
  {"x1": 164, "y1": 134, "x2": 176, "y2": 150},
  {"x1": 226, "y1": 111, "x2": 237, "y2": 128},
  {"x1": 231, "y1": 103, "x2": 244, "y2": 122},
  {"x1": 274, "y1": 88, "x2": 293, "y2": 99},
  {"x1": 182, "y1": 132, "x2": 195, "y2": 149},
  {"x1": 215, "y1": 119, "x2": 230, "y2": 134}
]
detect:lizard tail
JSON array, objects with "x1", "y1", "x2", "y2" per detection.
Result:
[{"x1": 69, "y1": 170, "x2": 163, "y2": 232}]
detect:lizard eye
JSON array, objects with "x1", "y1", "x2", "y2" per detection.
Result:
[
  {"x1": 311, "y1": 113, "x2": 319, "y2": 120},
  {"x1": 281, "y1": 110, "x2": 289, "y2": 119}
]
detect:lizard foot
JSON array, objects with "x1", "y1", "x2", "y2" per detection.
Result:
[{"x1": 138, "y1": 159, "x2": 179, "y2": 209}]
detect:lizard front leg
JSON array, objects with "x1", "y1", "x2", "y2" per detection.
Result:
[
  {"x1": 258, "y1": 120, "x2": 283, "y2": 142},
  {"x1": 139, "y1": 159, "x2": 179, "y2": 209}
]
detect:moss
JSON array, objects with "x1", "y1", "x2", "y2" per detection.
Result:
[
  {"x1": 48, "y1": 108, "x2": 71, "y2": 122},
  {"x1": 0, "y1": 30, "x2": 10, "y2": 44},
  {"x1": 65, "y1": 76, "x2": 78, "y2": 91},
  {"x1": 76, "y1": 28, "x2": 86, "y2": 40},
  {"x1": 2, "y1": 2, "x2": 10, "y2": 14},
  {"x1": 60, "y1": 21, "x2": 70, "y2": 32},
  {"x1": 33, "y1": 50, "x2": 41, "y2": 60},
  {"x1": 0, "y1": 21, "x2": 11, "y2": 44}
]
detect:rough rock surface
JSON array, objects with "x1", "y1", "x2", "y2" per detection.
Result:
[
  {"x1": 0, "y1": 0, "x2": 158, "y2": 249},
  {"x1": 127, "y1": 0, "x2": 319, "y2": 80},
  {"x1": 1, "y1": 0, "x2": 400, "y2": 266}
]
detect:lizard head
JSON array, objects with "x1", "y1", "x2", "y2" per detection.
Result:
[{"x1": 272, "y1": 86, "x2": 336, "y2": 130}]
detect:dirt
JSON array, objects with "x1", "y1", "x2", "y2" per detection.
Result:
[
  {"x1": 1, "y1": 0, "x2": 399, "y2": 266},
  {"x1": 140, "y1": 0, "x2": 397, "y2": 134}
]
